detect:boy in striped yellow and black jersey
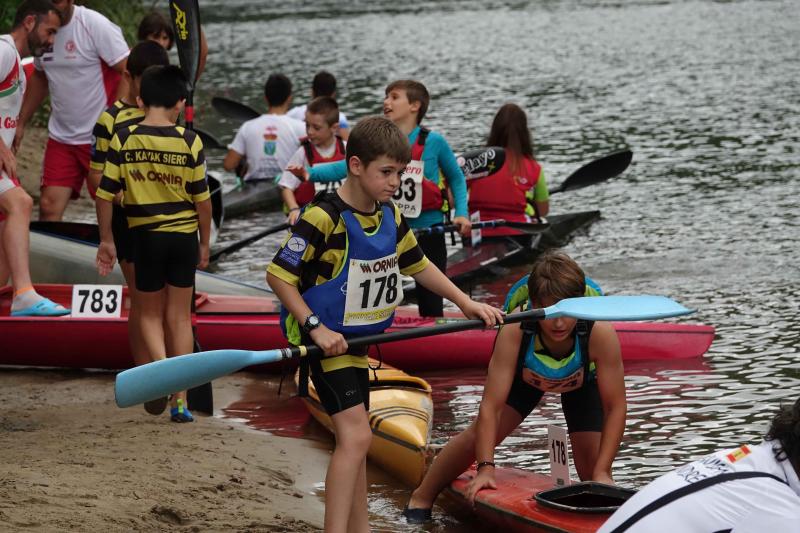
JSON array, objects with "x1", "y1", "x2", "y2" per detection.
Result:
[
  {"x1": 96, "y1": 65, "x2": 211, "y2": 424},
  {"x1": 266, "y1": 116, "x2": 504, "y2": 531},
  {"x1": 88, "y1": 41, "x2": 168, "y2": 387}
]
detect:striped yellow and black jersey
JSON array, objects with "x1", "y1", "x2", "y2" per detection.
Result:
[
  {"x1": 90, "y1": 100, "x2": 145, "y2": 172},
  {"x1": 268, "y1": 192, "x2": 429, "y2": 292},
  {"x1": 96, "y1": 124, "x2": 210, "y2": 233}
]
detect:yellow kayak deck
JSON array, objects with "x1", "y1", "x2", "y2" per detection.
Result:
[{"x1": 297, "y1": 359, "x2": 433, "y2": 487}]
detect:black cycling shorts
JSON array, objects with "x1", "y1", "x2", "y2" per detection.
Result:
[
  {"x1": 133, "y1": 231, "x2": 197, "y2": 292},
  {"x1": 111, "y1": 205, "x2": 135, "y2": 263},
  {"x1": 308, "y1": 359, "x2": 370, "y2": 416},
  {"x1": 506, "y1": 374, "x2": 603, "y2": 433}
]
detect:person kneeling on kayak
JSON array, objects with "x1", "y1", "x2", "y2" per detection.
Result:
[{"x1": 404, "y1": 250, "x2": 626, "y2": 522}]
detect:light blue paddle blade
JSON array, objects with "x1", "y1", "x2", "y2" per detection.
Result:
[
  {"x1": 115, "y1": 348, "x2": 287, "y2": 408},
  {"x1": 544, "y1": 295, "x2": 693, "y2": 321}
]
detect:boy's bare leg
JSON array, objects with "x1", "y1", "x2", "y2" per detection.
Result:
[
  {"x1": 38, "y1": 185, "x2": 72, "y2": 221},
  {"x1": 348, "y1": 457, "x2": 369, "y2": 533},
  {"x1": 164, "y1": 284, "x2": 194, "y2": 409},
  {"x1": 0, "y1": 220, "x2": 8, "y2": 286},
  {"x1": 137, "y1": 289, "x2": 166, "y2": 362},
  {"x1": 119, "y1": 261, "x2": 147, "y2": 366},
  {"x1": 0, "y1": 188, "x2": 35, "y2": 291},
  {"x1": 326, "y1": 404, "x2": 373, "y2": 533},
  {"x1": 408, "y1": 405, "x2": 523, "y2": 509}
]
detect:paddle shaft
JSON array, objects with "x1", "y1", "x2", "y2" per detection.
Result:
[
  {"x1": 414, "y1": 219, "x2": 549, "y2": 236},
  {"x1": 210, "y1": 222, "x2": 290, "y2": 262},
  {"x1": 115, "y1": 295, "x2": 691, "y2": 407}
]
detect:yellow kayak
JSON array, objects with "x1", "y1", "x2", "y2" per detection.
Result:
[{"x1": 296, "y1": 359, "x2": 433, "y2": 486}]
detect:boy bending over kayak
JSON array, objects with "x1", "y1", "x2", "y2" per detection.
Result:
[
  {"x1": 267, "y1": 116, "x2": 503, "y2": 533},
  {"x1": 296, "y1": 79, "x2": 472, "y2": 317},
  {"x1": 96, "y1": 65, "x2": 212, "y2": 423},
  {"x1": 404, "y1": 250, "x2": 626, "y2": 523}
]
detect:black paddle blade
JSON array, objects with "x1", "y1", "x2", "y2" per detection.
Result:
[
  {"x1": 551, "y1": 150, "x2": 633, "y2": 194},
  {"x1": 169, "y1": 0, "x2": 202, "y2": 88},
  {"x1": 194, "y1": 127, "x2": 225, "y2": 150},
  {"x1": 211, "y1": 96, "x2": 260, "y2": 122},
  {"x1": 458, "y1": 147, "x2": 506, "y2": 180},
  {"x1": 187, "y1": 382, "x2": 214, "y2": 415}
]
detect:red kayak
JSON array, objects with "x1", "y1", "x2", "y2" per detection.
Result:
[
  {"x1": 447, "y1": 467, "x2": 635, "y2": 533},
  {"x1": 0, "y1": 284, "x2": 714, "y2": 371}
]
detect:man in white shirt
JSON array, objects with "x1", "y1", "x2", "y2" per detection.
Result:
[
  {"x1": 598, "y1": 397, "x2": 800, "y2": 533},
  {"x1": 0, "y1": 0, "x2": 69, "y2": 316},
  {"x1": 14, "y1": 0, "x2": 130, "y2": 221},
  {"x1": 287, "y1": 70, "x2": 350, "y2": 140},
  {"x1": 223, "y1": 73, "x2": 306, "y2": 185}
]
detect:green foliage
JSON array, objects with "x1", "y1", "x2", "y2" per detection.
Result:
[{"x1": 0, "y1": 1, "x2": 151, "y2": 42}]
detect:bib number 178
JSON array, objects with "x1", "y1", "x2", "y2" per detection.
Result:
[{"x1": 359, "y1": 273, "x2": 399, "y2": 308}]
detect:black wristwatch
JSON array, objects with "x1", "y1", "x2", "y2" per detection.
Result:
[{"x1": 302, "y1": 313, "x2": 321, "y2": 334}]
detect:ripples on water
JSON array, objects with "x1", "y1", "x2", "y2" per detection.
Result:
[{"x1": 192, "y1": 0, "x2": 799, "y2": 528}]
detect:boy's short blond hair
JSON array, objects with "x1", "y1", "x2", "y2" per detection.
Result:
[
  {"x1": 527, "y1": 250, "x2": 586, "y2": 306},
  {"x1": 306, "y1": 96, "x2": 339, "y2": 127},
  {"x1": 345, "y1": 116, "x2": 411, "y2": 170},
  {"x1": 385, "y1": 79, "x2": 430, "y2": 124}
]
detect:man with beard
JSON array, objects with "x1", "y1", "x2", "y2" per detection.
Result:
[
  {"x1": 14, "y1": 0, "x2": 129, "y2": 222},
  {"x1": 0, "y1": 0, "x2": 69, "y2": 316}
]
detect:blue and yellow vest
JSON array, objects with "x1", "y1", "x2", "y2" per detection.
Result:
[{"x1": 504, "y1": 275, "x2": 603, "y2": 393}]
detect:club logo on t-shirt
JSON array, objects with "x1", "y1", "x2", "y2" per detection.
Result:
[
  {"x1": 65, "y1": 40, "x2": 76, "y2": 53},
  {"x1": 277, "y1": 236, "x2": 307, "y2": 267},
  {"x1": 263, "y1": 126, "x2": 278, "y2": 156}
]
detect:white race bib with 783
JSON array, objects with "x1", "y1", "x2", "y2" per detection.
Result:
[
  {"x1": 393, "y1": 159, "x2": 424, "y2": 218},
  {"x1": 343, "y1": 253, "x2": 403, "y2": 326}
]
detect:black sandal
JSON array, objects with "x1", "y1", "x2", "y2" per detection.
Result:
[{"x1": 402, "y1": 504, "x2": 432, "y2": 524}]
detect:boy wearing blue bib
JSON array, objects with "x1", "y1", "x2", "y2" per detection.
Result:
[
  {"x1": 267, "y1": 116, "x2": 503, "y2": 533},
  {"x1": 404, "y1": 251, "x2": 627, "y2": 523}
]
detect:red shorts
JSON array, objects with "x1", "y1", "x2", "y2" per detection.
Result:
[
  {"x1": 0, "y1": 172, "x2": 21, "y2": 222},
  {"x1": 41, "y1": 138, "x2": 92, "y2": 199}
]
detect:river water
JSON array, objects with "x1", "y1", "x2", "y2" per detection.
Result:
[{"x1": 186, "y1": 0, "x2": 800, "y2": 530}]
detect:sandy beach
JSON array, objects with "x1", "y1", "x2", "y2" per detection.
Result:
[{"x1": 0, "y1": 369, "x2": 327, "y2": 532}]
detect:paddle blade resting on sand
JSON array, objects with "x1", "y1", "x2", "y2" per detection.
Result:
[
  {"x1": 115, "y1": 348, "x2": 291, "y2": 408},
  {"x1": 115, "y1": 295, "x2": 692, "y2": 407}
]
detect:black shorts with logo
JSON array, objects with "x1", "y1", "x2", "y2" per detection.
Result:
[
  {"x1": 506, "y1": 374, "x2": 603, "y2": 433},
  {"x1": 111, "y1": 204, "x2": 135, "y2": 263},
  {"x1": 308, "y1": 358, "x2": 370, "y2": 416},
  {"x1": 132, "y1": 230, "x2": 197, "y2": 292}
]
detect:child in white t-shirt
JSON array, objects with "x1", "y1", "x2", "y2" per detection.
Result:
[
  {"x1": 223, "y1": 74, "x2": 306, "y2": 183},
  {"x1": 279, "y1": 96, "x2": 346, "y2": 225}
]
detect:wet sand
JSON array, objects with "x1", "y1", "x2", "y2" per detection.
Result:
[{"x1": 0, "y1": 369, "x2": 326, "y2": 532}]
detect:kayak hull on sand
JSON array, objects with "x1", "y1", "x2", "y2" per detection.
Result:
[
  {"x1": 446, "y1": 467, "x2": 621, "y2": 533},
  {"x1": 0, "y1": 285, "x2": 714, "y2": 371},
  {"x1": 297, "y1": 361, "x2": 433, "y2": 487}
]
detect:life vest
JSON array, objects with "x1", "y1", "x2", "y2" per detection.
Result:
[
  {"x1": 294, "y1": 136, "x2": 346, "y2": 207},
  {"x1": 413, "y1": 128, "x2": 449, "y2": 213},
  {"x1": 468, "y1": 154, "x2": 541, "y2": 237},
  {"x1": 505, "y1": 274, "x2": 602, "y2": 393},
  {"x1": 280, "y1": 199, "x2": 402, "y2": 395}
]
